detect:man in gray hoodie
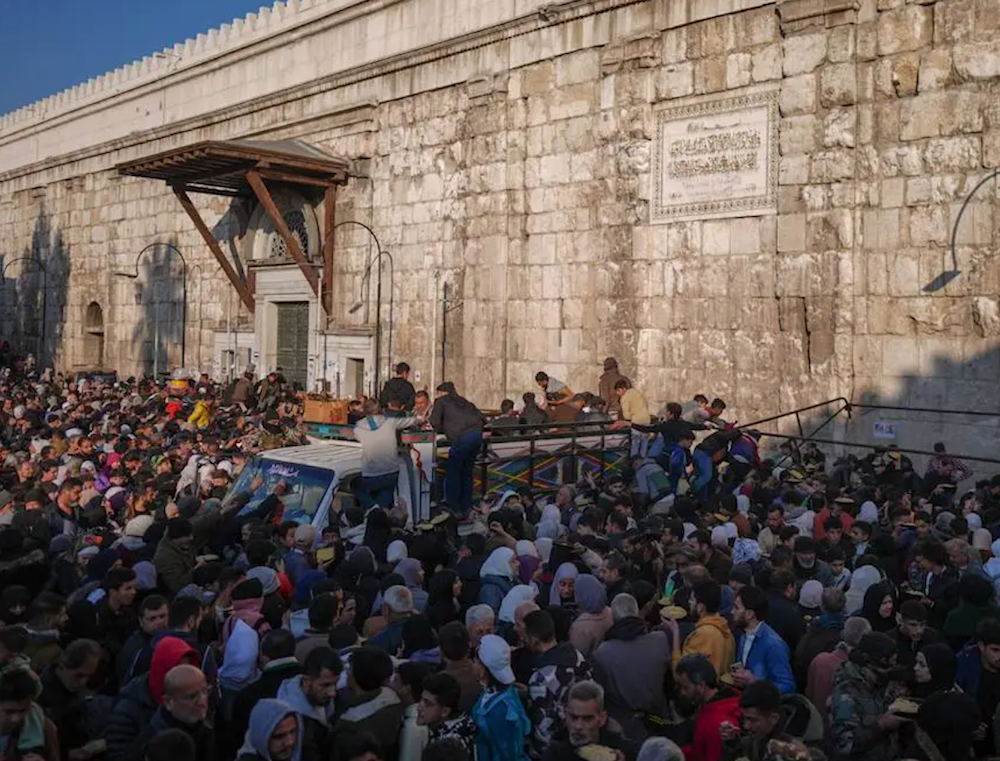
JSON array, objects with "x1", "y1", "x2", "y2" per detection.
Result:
[
  {"x1": 592, "y1": 594, "x2": 670, "y2": 741},
  {"x1": 237, "y1": 698, "x2": 302, "y2": 761}
]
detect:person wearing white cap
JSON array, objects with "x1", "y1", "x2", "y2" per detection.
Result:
[{"x1": 471, "y1": 634, "x2": 531, "y2": 761}]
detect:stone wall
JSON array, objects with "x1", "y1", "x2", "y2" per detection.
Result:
[{"x1": 1, "y1": 0, "x2": 1000, "y2": 465}]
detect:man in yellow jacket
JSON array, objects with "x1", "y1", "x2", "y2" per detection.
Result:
[{"x1": 665, "y1": 579, "x2": 736, "y2": 677}]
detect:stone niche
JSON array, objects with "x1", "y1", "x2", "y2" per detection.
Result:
[{"x1": 651, "y1": 85, "x2": 780, "y2": 223}]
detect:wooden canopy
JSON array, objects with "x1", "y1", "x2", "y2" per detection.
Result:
[{"x1": 117, "y1": 139, "x2": 350, "y2": 314}]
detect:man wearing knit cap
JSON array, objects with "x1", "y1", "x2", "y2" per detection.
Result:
[{"x1": 829, "y1": 632, "x2": 906, "y2": 761}]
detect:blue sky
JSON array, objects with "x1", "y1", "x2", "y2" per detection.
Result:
[{"x1": 0, "y1": 0, "x2": 267, "y2": 114}]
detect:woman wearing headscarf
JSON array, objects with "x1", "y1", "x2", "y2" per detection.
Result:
[
  {"x1": 498, "y1": 585, "x2": 538, "y2": 630},
  {"x1": 425, "y1": 570, "x2": 462, "y2": 631},
  {"x1": 860, "y1": 579, "x2": 898, "y2": 633},
  {"x1": 515, "y1": 539, "x2": 541, "y2": 586},
  {"x1": 547, "y1": 563, "x2": 579, "y2": 611},
  {"x1": 568, "y1": 574, "x2": 613, "y2": 658},
  {"x1": 910, "y1": 642, "x2": 958, "y2": 699},
  {"x1": 943, "y1": 573, "x2": 1000, "y2": 651},
  {"x1": 908, "y1": 691, "x2": 980, "y2": 761},
  {"x1": 478, "y1": 547, "x2": 519, "y2": 614},
  {"x1": 845, "y1": 564, "x2": 883, "y2": 615},
  {"x1": 395, "y1": 558, "x2": 428, "y2": 612}
]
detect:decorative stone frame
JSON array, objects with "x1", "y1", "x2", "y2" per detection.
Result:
[{"x1": 651, "y1": 85, "x2": 780, "y2": 224}]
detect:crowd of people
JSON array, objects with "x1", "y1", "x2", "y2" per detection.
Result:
[{"x1": 0, "y1": 351, "x2": 994, "y2": 761}]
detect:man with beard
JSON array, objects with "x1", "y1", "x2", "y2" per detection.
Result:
[
  {"x1": 675, "y1": 654, "x2": 741, "y2": 761},
  {"x1": 541, "y1": 680, "x2": 636, "y2": 761},
  {"x1": 688, "y1": 529, "x2": 732, "y2": 585},
  {"x1": 730, "y1": 586, "x2": 795, "y2": 695},
  {"x1": 757, "y1": 506, "x2": 785, "y2": 558},
  {"x1": 792, "y1": 536, "x2": 833, "y2": 588},
  {"x1": 829, "y1": 632, "x2": 907, "y2": 761},
  {"x1": 765, "y1": 570, "x2": 806, "y2": 653},
  {"x1": 664, "y1": 580, "x2": 735, "y2": 676}
]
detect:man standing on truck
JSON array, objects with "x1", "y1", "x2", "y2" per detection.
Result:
[
  {"x1": 380, "y1": 362, "x2": 417, "y2": 412},
  {"x1": 353, "y1": 399, "x2": 417, "y2": 509},
  {"x1": 430, "y1": 382, "x2": 485, "y2": 521}
]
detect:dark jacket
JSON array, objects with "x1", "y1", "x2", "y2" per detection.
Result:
[
  {"x1": 115, "y1": 630, "x2": 154, "y2": 687},
  {"x1": 230, "y1": 658, "x2": 302, "y2": 749},
  {"x1": 593, "y1": 616, "x2": 670, "y2": 730},
  {"x1": 765, "y1": 590, "x2": 807, "y2": 653},
  {"x1": 430, "y1": 393, "x2": 485, "y2": 442},
  {"x1": 527, "y1": 642, "x2": 592, "y2": 752},
  {"x1": 793, "y1": 612, "x2": 845, "y2": 688},
  {"x1": 380, "y1": 377, "x2": 416, "y2": 411},
  {"x1": 139, "y1": 706, "x2": 217, "y2": 761},
  {"x1": 106, "y1": 675, "x2": 157, "y2": 761},
  {"x1": 38, "y1": 666, "x2": 91, "y2": 757},
  {"x1": 887, "y1": 625, "x2": 944, "y2": 669},
  {"x1": 97, "y1": 599, "x2": 138, "y2": 666},
  {"x1": 544, "y1": 726, "x2": 637, "y2": 761},
  {"x1": 333, "y1": 687, "x2": 405, "y2": 759}
]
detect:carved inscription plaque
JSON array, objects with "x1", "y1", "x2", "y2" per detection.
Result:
[{"x1": 651, "y1": 87, "x2": 778, "y2": 223}]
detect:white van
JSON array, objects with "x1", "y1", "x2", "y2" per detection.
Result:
[{"x1": 227, "y1": 423, "x2": 629, "y2": 531}]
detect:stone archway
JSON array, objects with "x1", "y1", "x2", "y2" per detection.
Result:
[{"x1": 83, "y1": 301, "x2": 104, "y2": 368}]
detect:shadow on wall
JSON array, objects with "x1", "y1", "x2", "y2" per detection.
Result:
[
  {"x1": 127, "y1": 237, "x2": 186, "y2": 380},
  {"x1": 2, "y1": 205, "x2": 71, "y2": 369},
  {"x1": 755, "y1": 343, "x2": 1000, "y2": 478}
]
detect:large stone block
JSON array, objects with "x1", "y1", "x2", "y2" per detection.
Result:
[
  {"x1": 877, "y1": 5, "x2": 933, "y2": 56},
  {"x1": 953, "y1": 42, "x2": 1000, "y2": 81},
  {"x1": 918, "y1": 48, "x2": 952, "y2": 92},
  {"x1": 899, "y1": 91, "x2": 982, "y2": 140},
  {"x1": 935, "y1": 0, "x2": 1000, "y2": 45},
  {"x1": 780, "y1": 75, "x2": 817, "y2": 116},
  {"x1": 923, "y1": 136, "x2": 981, "y2": 173},
  {"x1": 820, "y1": 64, "x2": 858, "y2": 107},
  {"x1": 783, "y1": 33, "x2": 827, "y2": 76},
  {"x1": 656, "y1": 62, "x2": 694, "y2": 99},
  {"x1": 752, "y1": 44, "x2": 782, "y2": 82}
]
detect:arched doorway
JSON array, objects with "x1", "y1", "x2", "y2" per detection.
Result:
[{"x1": 83, "y1": 302, "x2": 104, "y2": 368}]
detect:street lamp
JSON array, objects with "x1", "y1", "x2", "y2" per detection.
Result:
[
  {"x1": 1, "y1": 256, "x2": 47, "y2": 365},
  {"x1": 115, "y1": 242, "x2": 187, "y2": 379},
  {"x1": 333, "y1": 221, "x2": 394, "y2": 395}
]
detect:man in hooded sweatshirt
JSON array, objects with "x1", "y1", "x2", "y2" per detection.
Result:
[
  {"x1": 665, "y1": 580, "x2": 735, "y2": 677},
  {"x1": 236, "y1": 699, "x2": 302, "y2": 761},
  {"x1": 276, "y1": 646, "x2": 341, "y2": 761},
  {"x1": 107, "y1": 636, "x2": 199, "y2": 761},
  {"x1": 593, "y1": 594, "x2": 670, "y2": 737}
]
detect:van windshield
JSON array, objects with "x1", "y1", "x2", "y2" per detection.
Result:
[{"x1": 231, "y1": 456, "x2": 334, "y2": 524}]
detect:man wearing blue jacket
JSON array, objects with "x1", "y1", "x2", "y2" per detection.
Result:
[{"x1": 730, "y1": 586, "x2": 796, "y2": 694}]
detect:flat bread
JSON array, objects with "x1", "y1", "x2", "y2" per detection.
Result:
[
  {"x1": 890, "y1": 698, "x2": 921, "y2": 715},
  {"x1": 719, "y1": 673, "x2": 736, "y2": 685},
  {"x1": 660, "y1": 605, "x2": 687, "y2": 620},
  {"x1": 577, "y1": 745, "x2": 617, "y2": 761}
]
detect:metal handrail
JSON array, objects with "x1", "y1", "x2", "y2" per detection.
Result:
[{"x1": 754, "y1": 430, "x2": 1000, "y2": 466}]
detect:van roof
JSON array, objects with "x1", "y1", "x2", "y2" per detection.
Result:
[{"x1": 259, "y1": 441, "x2": 363, "y2": 471}]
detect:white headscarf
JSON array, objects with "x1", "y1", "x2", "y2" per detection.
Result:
[
  {"x1": 735, "y1": 494, "x2": 750, "y2": 515},
  {"x1": 535, "y1": 538, "x2": 554, "y2": 565},
  {"x1": 973, "y1": 528, "x2": 993, "y2": 551},
  {"x1": 967, "y1": 513, "x2": 983, "y2": 531},
  {"x1": 480, "y1": 547, "x2": 516, "y2": 580},
  {"x1": 710, "y1": 526, "x2": 729, "y2": 548},
  {"x1": 498, "y1": 584, "x2": 537, "y2": 623},
  {"x1": 516, "y1": 540, "x2": 539, "y2": 559},
  {"x1": 858, "y1": 501, "x2": 879, "y2": 524},
  {"x1": 845, "y1": 564, "x2": 883, "y2": 615},
  {"x1": 387, "y1": 540, "x2": 408, "y2": 564}
]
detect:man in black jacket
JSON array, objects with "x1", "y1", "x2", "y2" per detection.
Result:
[
  {"x1": 542, "y1": 680, "x2": 637, "y2": 761},
  {"x1": 430, "y1": 383, "x2": 485, "y2": 519},
  {"x1": 766, "y1": 570, "x2": 807, "y2": 653},
  {"x1": 139, "y1": 665, "x2": 215, "y2": 761},
  {"x1": 379, "y1": 363, "x2": 416, "y2": 411},
  {"x1": 116, "y1": 594, "x2": 169, "y2": 687}
]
